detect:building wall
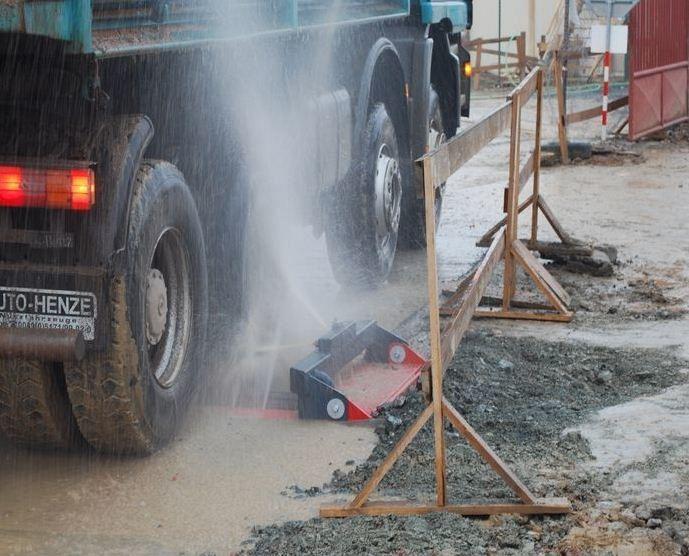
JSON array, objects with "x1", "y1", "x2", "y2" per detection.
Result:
[{"x1": 468, "y1": 0, "x2": 559, "y2": 56}]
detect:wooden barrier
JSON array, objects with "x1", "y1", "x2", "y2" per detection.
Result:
[
  {"x1": 321, "y1": 66, "x2": 571, "y2": 519},
  {"x1": 551, "y1": 51, "x2": 630, "y2": 162},
  {"x1": 466, "y1": 33, "x2": 538, "y2": 89}
]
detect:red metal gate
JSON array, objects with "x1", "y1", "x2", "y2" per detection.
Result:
[{"x1": 628, "y1": 0, "x2": 689, "y2": 139}]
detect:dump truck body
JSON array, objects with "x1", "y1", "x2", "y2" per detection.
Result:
[{"x1": 0, "y1": 0, "x2": 468, "y2": 56}]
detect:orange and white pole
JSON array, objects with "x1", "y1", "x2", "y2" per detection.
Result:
[
  {"x1": 601, "y1": 0, "x2": 613, "y2": 141},
  {"x1": 602, "y1": 50, "x2": 611, "y2": 141}
]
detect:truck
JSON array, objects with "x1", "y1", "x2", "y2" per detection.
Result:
[{"x1": 0, "y1": 0, "x2": 472, "y2": 454}]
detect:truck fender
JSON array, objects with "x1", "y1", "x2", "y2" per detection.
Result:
[
  {"x1": 353, "y1": 38, "x2": 409, "y2": 160},
  {"x1": 75, "y1": 115, "x2": 154, "y2": 271},
  {"x1": 410, "y1": 37, "x2": 434, "y2": 160},
  {"x1": 429, "y1": 23, "x2": 460, "y2": 138}
]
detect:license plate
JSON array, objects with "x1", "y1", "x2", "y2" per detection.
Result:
[{"x1": 0, "y1": 287, "x2": 97, "y2": 341}]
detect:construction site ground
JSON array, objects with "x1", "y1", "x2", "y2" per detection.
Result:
[{"x1": 1, "y1": 90, "x2": 688, "y2": 555}]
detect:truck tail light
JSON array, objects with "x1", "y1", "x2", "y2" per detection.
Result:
[
  {"x1": 0, "y1": 165, "x2": 95, "y2": 211},
  {"x1": 463, "y1": 62, "x2": 472, "y2": 78}
]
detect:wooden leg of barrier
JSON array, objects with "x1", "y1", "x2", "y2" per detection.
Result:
[
  {"x1": 537, "y1": 196, "x2": 574, "y2": 244},
  {"x1": 441, "y1": 398, "x2": 535, "y2": 503},
  {"x1": 502, "y1": 89, "x2": 522, "y2": 311},
  {"x1": 531, "y1": 70, "x2": 544, "y2": 244},
  {"x1": 553, "y1": 55, "x2": 570, "y2": 164},
  {"x1": 614, "y1": 116, "x2": 629, "y2": 136},
  {"x1": 476, "y1": 195, "x2": 534, "y2": 248},
  {"x1": 422, "y1": 156, "x2": 447, "y2": 507},
  {"x1": 518, "y1": 32, "x2": 527, "y2": 80},
  {"x1": 474, "y1": 40, "x2": 483, "y2": 90}
]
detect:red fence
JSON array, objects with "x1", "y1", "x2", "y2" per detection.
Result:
[{"x1": 628, "y1": 0, "x2": 689, "y2": 139}]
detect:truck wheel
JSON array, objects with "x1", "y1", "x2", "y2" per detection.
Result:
[
  {"x1": 0, "y1": 359, "x2": 82, "y2": 449},
  {"x1": 325, "y1": 103, "x2": 402, "y2": 287},
  {"x1": 64, "y1": 161, "x2": 208, "y2": 454},
  {"x1": 399, "y1": 87, "x2": 446, "y2": 248}
]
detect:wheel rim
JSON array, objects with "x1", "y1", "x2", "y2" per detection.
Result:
[
  {"x1": 429, "y1": 115, "x2": 446, "y2": 219},
  {"x1": 145, "y1": 227, "x2": 192, "y2": 389},
  {"x1": 374, "y1": 143, "x2": 402, "y2": 260}
]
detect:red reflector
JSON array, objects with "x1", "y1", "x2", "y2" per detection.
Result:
[
  {"x1": 0, "y1": 166, "x2": 25, "y2": 207},
  {"x1": 69, "y1": 169, "x2": 95, "y2": 211},
  {"x1": 0, "y1": 165, "x2": 95, "y2": 211}
]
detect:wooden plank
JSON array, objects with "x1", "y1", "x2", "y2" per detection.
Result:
[
  {"x1": 422, "y1": 156, "x2": 447, "y2": 507},
  {"x1": 419, "y1": 102, "x2": 512, "y2": 188},
  {"x1": 475, "y1": 308, "x2": 573, "y2": 323},
  {"x1": 474, "y1": 39, "x2": 483, "y2": 90},
  {"x1": 474, "y1": 62, "x2": 521, "y2": 73},
  {"x1": 614, "y1": 116, "x2": 630, "y2": 135},
  {"x1": 566, "y1": 96, "x2": 628, "y2": 125},
  {"x1": 428, "y1": 143, "x2": 451, "y2": 189},
  {"x1": 530, "y1": 70, "x2": 544, "y2": 244},
  {"x1": 349, "y1": 404, "x2": 434, "y2": 508},
  {"x1": 537, "y1": 196, "x2": 574, "y2": 244},
  {"x1": 470, "y1": 48, "x2": 539, "y2": 65},
  {"x1": 321, "y1": 498, "x2": 571, "y2": 518},
  {"x1": 553, "y1": 57, "x2": 570, "y2": 164},
  {"x1": 586, "y1": 53, "x2": 604, "y2": 83},
  {"x1": 518, "y1": 152, "x2": 534, "y2": 194},
  {"x1": 511, "y1": 239, "x2": 571, "y2": 307},
  {"x1": 440, "y1": 230, "x2": 506, "y2": 370},
  {"x1": 480, "y1": 296, "x2": 554, "y2": 311},
  {"x1": 442, "y1": 399, "x2": 536, "y2": 503},
  {"x1": 439, "y1": 269, "x2": 477, "y2": 316},
  {"x1": 466, "y1": 36, "x2": 518, "y2": 47},
  {"x1": 476, "y1": 195, "x2": 534, "y2": 247},
  {"x1": 527, "y1": 240, "x2": 593, "y2": 258},
  {"x1": 502, "y1": 89, "x2": 522, "y2": 310},
  {"x1": 472, "y1": 47, "x2": 520, "y2": 59},
  {"x1": 509, "y1": 66, "x2": 540, "y2": 105},
  {"x1": 517, "y1": 32, "x2": 527, "y2": 80}
]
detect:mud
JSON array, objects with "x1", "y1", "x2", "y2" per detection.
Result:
[
  {"x1": 244, "y1": 335, "x2": 689, "y2": 555},
  {"x1": 555, "y1": 263, "x2": 689, "y2": 323}
]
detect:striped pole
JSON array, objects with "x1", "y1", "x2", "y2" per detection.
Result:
[
  {"x1": 602, "y1": 0, "x2": 614, "y2": 142},
  {"x1": 602, "y1": 51, "x2": 610, "y2": 141}
]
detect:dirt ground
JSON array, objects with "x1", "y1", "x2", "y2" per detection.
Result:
[{"x1": 1, "y1": 90, "x2": 688, "y2": 555}]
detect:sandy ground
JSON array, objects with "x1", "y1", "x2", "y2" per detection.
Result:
[{"x1": 1, "y1": 85, "x2": 688, "y2": 554}]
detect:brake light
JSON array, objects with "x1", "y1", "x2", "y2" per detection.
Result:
[
  {"x1": 0, "y1": 167, "x2": 23, "y2": 207},
  {"x1": 0, "y1": 165, "x2": 95, "y2": 211},
  {"x1": 463, "y1": 62, "x2": 473, "y2": 78}
]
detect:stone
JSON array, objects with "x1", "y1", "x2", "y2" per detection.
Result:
[
  {"x1": 386, "y1": 415, "x2": 403, "y2": 428},
  {"x1": 596, "y1": 370, "x2": 613, "y2": 384},
  {"x1": 635, "y1": 507, "x2": 652, "y2": 521},
  {"x1": 620, "y1": 509, "x2": 644, "y2": 527},
  {"x1": 498, "y1": 359, "x2": 515, "y2": 371}
]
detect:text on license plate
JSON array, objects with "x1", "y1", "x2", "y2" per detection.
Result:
[{"x1": 0, "y1": 287, "x2": 97, "y2": 341}]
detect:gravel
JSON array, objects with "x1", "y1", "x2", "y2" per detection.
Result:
[{"x1": 243, "y1": 334, "x2": 688, "y2": 555}]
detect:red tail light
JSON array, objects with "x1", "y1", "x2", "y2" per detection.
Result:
[{"x1": 0, "y1": 165, "x2": 95, "y2": 211}]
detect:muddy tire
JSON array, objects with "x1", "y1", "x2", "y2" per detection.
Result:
[
  {"x1": 0, "y1": 359, "x2": 82, "y2": 449},
  {"x1": 64, "y1": 161, "x2": 208, "y2": 454},
  {"x1": 325, "y1": 103, "x2": 403, "y2": 287},
  {"x1": 399, "y1": 87, "x2": 446, "y2": 249}
]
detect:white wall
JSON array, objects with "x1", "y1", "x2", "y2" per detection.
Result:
[{"x1": 468, "y1": 0, "x2": 559, "y2": 56}]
